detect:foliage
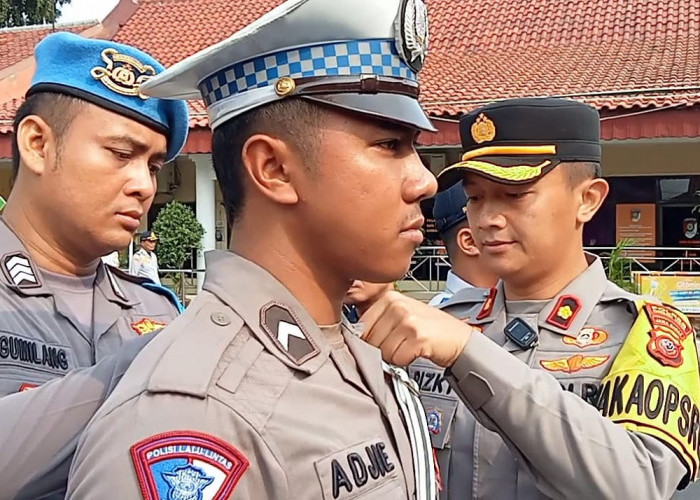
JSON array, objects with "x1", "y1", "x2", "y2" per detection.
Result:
[
  {"x1": 602, "y1": 238, "x2": 637, "y2": 292},
  {"x1": 152, "y1": 201, "x2": 204, "y2": 270},
  {"x1": 0, "y1": 0, "x2": 71, "y2": 27}
]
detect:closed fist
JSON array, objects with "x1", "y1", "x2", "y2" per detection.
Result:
[{"x1": 360, "y1": 291, "x2": 473, "y2": 367}]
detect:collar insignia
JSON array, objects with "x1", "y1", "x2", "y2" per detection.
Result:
[{"x1": 546, "y1": 295, "x2": 582, "y2": 330}]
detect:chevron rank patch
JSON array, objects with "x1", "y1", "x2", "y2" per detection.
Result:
[
  {"x1": 260, "y1": 303, "x2": 319, "y2": 365},
  {"x1": 131, "y1": 431, "x2": 249, "y2": 500},
  {"x1": 2, "y1": 252, "x2": 40, "y2": 289}
]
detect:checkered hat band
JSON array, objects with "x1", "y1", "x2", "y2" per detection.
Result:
[{"x1": 199, "y1": 39, "x2": 417, "y2": 106}]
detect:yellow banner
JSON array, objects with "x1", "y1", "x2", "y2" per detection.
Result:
[{"x1": 598, "y1": 301, "x2": 700, "y2": 483}]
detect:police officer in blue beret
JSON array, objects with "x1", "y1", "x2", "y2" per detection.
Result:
[
  {"x1": 0, "y1": 32, "x2": 188, "y2": 498},
  {"x1": 429, "y1": 181, "x2": 497, "y2": 306}
]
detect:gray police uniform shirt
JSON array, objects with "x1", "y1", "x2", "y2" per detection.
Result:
[
  {"x1": 412, "y1": 256, "x2": 690, "y2": 499},
  {"x1": 0, "y1": 218, "x2": 179, "y2": 396},
  {"x1": 67, "y1": 251, "x2": 422, "y2": 499},
  {"x1": 0, "y1": 333, "x2": 157, "y2": 500}
]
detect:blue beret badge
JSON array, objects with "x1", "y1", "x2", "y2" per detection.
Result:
[{"x1": 91, "y1": 48, "x2": 156, "y2": 99}]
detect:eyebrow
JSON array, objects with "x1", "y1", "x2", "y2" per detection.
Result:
[{"x1": 106, "y1": 134, "x2": 167, "y2": 161}]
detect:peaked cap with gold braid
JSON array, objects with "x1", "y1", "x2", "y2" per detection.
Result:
[{"x1": 437, "y1": 97, "x2": 601, "y2": 190}]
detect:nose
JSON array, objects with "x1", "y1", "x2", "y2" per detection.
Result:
[
  {"x1": 471, "y1": 200, "x2": 507, "y2": 231},
  {"x1": 124, "y1": 161, "x2": 156, "y2": 201},
  {"x1": 403, "y1": 152, "x2": 438, "y2": 203}
]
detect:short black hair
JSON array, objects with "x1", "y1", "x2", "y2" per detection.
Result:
[
  {"x1": 211, "y1": 98, "x2": 324, "y2": 223},
  {"x1": 11, "y1": 92, "x2": 86, "y2": 176},
  {"x1": 564, "y1": 161, "x2": 600, "y2": 188}
]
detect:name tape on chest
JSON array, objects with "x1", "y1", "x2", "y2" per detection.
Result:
[
  {"x1": 315, "y1": 439, "x2": 398, "y2": 500},
  {"x1": 409, "y1": 365, "x2": 453, "y2": 396},
  {"x1": 0, "y1": 333, "x2": 69, "y2": 372},
  {"x1": 130, "y1": 431, "x2": 249, "y2": 500}
]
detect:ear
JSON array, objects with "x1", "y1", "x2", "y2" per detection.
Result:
[
  {"x1": 456, "y1": 226, "x2": 480, "y2": 257},
  {"x1": 577, "y1": 178, "x2": 609, "y2": 223},
  {"x1": 16, "y1": 115, "x2": 54, "y2": 176},
  {"x1": 241, "y1": 134, "x2": 301, "y2": 206}
]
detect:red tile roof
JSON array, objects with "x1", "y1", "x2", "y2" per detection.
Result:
[
  {"x1": 112, "y1": 0, "x2": 286, "y2": 67},
  {"x1": 422, "y1": 0, "x2": 700, "y2": 115},
  {"x1": 0, "y1": 21, "x2": 98, "y2": 70},
  {"x1": 1, "y1": 0, "x2": 698, "y2": 136}
]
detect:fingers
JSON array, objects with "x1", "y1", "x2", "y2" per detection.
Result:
[{"x1": 360, "y1": 291, "x2": 400, "y2": 344}]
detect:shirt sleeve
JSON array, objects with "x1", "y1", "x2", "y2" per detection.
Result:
[
  {"x1": 0, "y1": 334, "x2": 154, "y2": 499},
  {"x1": 67, "y1": 392, "x2": 289, "y2": 499},
  {"x1": 445, "y1": 332, "x2": 688, "y2": 499},
  {"x1": 130, "y1": 253, "x2": 142, "y2": 276}
]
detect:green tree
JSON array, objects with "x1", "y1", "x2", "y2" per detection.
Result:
[
  {"x1": 0, "y1": 0, "x2": 71, "y2": 28},
  {"x1": 152, "y1": 201, "x2": 204, "y2": 269},
  {"x1": 152, "y1": 201, "x2": 204, "y2": 298}
]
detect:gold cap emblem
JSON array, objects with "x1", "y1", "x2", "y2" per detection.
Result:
[
  {"x1": 471, "y1": 113, "x2": 496, "y2": 144},
  {"x1": 274, "y1": 77, "x2": 296, "y2": 97},
  {"x1": 91, "y1": 48, "x2": 156, "y2": 100}
]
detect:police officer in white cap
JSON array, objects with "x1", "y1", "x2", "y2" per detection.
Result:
[{"x1": 68, "y1": 1, "x2": 440, "y2": 499}]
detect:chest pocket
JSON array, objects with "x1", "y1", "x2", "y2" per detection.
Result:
[
  {"x1": 408, "y1": 361, "x2": 460, "y2": 449},
  {"x1": 314, "y1": 438, "x2": 405, "y2": 500}
]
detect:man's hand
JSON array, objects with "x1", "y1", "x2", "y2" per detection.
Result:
[{"x1": 360, "y1": 291, "x2": 474, "y2": 367}]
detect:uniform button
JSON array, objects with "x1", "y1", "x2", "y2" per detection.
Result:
[{"x1": 211, "y1": 312, "x2": 231, "y2": 326}]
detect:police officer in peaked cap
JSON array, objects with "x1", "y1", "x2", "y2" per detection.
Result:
[
  {"x1": 362, "y1": 97, "x2": 700, "y2": 499},
  {"x1": 0, "y1": 32, "x2": 189, "y2": 498},
  {"x1": 69, "y1": 1, "x2": 440, "y2": 499}
]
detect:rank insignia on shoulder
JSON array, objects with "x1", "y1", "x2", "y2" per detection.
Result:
[
  {"x1": 131, "y1": 318, "x2": 167, "y2": 336},
  {"x1": 540, "y1": 354, "x2": 609, "y2": 374},
  {"x1": 546, "y1": 295, "x2": 581, "y2": 330},
  {"x1": 563, "y1": 327, "x2": 608, "y2": 348},
  {"x1": 261, "y1": 303, "x2": 319, "y2": 365},
  {"x1": 2, "y1": 252, "x2": 40, "y2": 289},
  {"x1": 130, "y1": 430, "x2": 249, "y2": 500},
  {"x1": 643, "y1": 303, "x2": 693, "y2": 367}
]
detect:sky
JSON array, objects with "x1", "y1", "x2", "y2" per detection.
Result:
[{"x1": 58, "y1": 0, "x2": 120, "y2": 24}]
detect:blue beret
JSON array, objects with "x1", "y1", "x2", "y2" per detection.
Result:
[
  {"x1": 433, "y1": 181, "x2": 468, "y2": 235},
  {"x1": 28, "y1": 32, "x2": 188, "y2": 161}
]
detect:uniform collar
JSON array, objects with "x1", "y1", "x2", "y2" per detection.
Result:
[
  {"x1": 469, "y1": 255, "x2": 633, "y2": 337},
  {"x1": 202, "y1": 250, "x2": 331, "y2": 375},
  {"x1": 0, "y1": 218, "x2": 137, "y2": 306},
  {"x1": 95, "y1": 262, "x2": 139, "y2": 308},
  {"x1": 445, "y1": 270, "x2": 472, "y2": 296}
]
